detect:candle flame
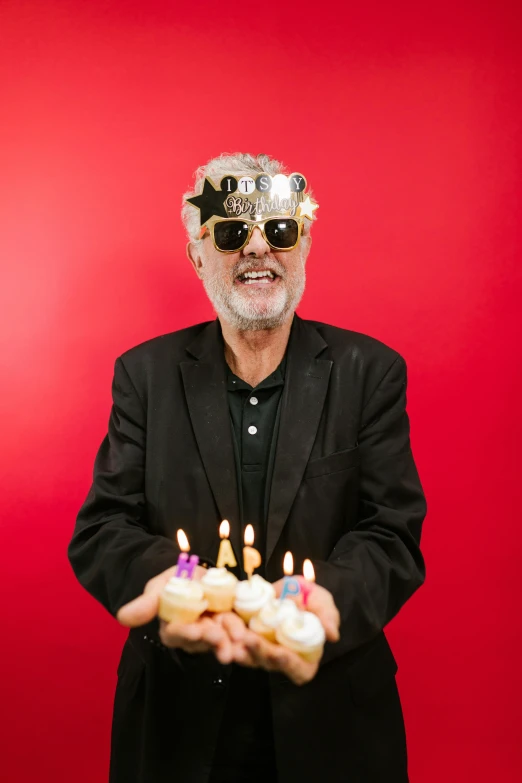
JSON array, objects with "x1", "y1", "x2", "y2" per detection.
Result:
[
  {"x1": 219, "y1": 519, "x2": 230, "y2": 539},
  {"x1": 303, "y1": 559, "x2": 315, "y2": 582},
  {"x1": 244, "y1": 524, "x2": 254, "y2": 546},
  {"x1": 177, "y1": 529, "x2": 189, "y2": 552},
  {"x1": 283, "y1": 551, "x2": 294, "y2": 576}
]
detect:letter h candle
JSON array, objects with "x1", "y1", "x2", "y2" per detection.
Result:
[{"x1": 175, "y1": 529, "x2": 199, "y2": 578}]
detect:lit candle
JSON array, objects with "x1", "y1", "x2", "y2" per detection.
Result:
[
  {"x1": 216, "y1": 519, "x2": 237, "y2": 569},
  {"x1": 299, "y1": 559, "x2": 315, "y2": 607},
  {"x1": 175, "y1": 529, "x2": 199, "y2": 578},
  {"x1": 243, "y1": 525, "x2": 261, "y2": 578},
  {"x1": 280, "y1": 551, "x2": 301, "y2": 601}
]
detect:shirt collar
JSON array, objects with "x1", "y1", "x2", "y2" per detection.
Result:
[{"x1": 226, "y1": 352, "x2": 287, "y2": 392}]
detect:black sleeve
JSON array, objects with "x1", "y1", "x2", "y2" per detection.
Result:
[
  {"x1": 67, "y1": 356, "x2": 185, "y2": 642},
  {"x1": 313, "y1": 354, "x2": 427, "y2": 665}
]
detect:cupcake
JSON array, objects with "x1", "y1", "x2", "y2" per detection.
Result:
[
  {"x1": 275, "y1": 611, "x2": 326, "y2": 663},
  {"x1": 200, "y1": 567, "x2": 238, "y2": 612},
  {"x1": 158, "y1": 576, "x2": 208, "y2": 624},
  {"x1": 249, "y1": 597, "x2": 300, "y2": 642},
  {"x1": 234, "y1": 575, "x2": 275, "y2": 623}
]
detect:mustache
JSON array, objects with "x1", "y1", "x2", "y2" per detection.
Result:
[{"x1": 232, "y1": 257, "x2": 286, "y2": 279}]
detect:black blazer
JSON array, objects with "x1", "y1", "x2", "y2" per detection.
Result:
[{"x1": 68, "y1": 314, "x2": 427, "y2": 783}]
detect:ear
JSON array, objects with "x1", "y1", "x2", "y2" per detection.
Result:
[
  {"x1": 300, "y1": 233, "x2": 312, "y2": 261},
  {"x1": 186, "y1": 241, "x2": 204, "y2": 279}
]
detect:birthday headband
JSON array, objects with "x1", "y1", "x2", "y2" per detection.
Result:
[{"x1": 185, "y1": 172, "x2": 319, "y2": 237}]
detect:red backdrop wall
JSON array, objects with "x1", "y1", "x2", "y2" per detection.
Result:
[{"x1": 1, "y1": 1, "x2": 521, "y2": 781}]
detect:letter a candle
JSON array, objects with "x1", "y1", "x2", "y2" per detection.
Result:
[{"x1": 216, "y1": 519, "x2": 237, "y2": 569}]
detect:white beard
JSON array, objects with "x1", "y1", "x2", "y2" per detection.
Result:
[{"x1": 201, "y1": 257, "x2": 306, "y2": 331}]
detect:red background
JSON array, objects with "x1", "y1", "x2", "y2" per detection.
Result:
[{"x1": 1, "y1": 1, "x2": 521, "y2": 780}]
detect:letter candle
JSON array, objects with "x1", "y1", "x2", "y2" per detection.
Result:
[
  {"x1": 175, "y1": 529, "x2": 199, "y2": 578},
  {"x1": 216, "y1": 519, "x2": 237, "y2": 569},
  {"x1": 243, "y1": 524, "x2": 261, "y2": 579},
  {"x1": 280, "y1": 551, "x2": 301, "y2": 601},
  {"x1": 299, "y1": 559, "x2": 315, "y2": 607}
]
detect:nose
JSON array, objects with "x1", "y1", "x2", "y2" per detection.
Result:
[{"x1": 242, "y1": 226, "x2": 270, "y2": 257}]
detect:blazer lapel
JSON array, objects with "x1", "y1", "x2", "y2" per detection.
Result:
[
  {"x1": 266, "y1": 316, "x2": 332, "y2": 565},
  {"x1": 180, "y1": 321, "x2": 242, "y2": 559}
]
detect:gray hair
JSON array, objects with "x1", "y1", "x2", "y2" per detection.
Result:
[{"x1": 181, "y1": 152, "x2": 316, "y2": 245}]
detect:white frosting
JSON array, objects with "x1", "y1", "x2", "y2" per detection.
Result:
[
  {"x1": 279, "y1": 611, "x2": 326, "y2": 647},
  {"x1": 201, "y1": 567, "x2": 238, "y2": 589},
  {"x1": 257, "y1": 598, "x2": 299, "y2": 629},
  {"x1": 163, "y1": 576, "x2": 205, "y2": 601},
  {"x1": 235, "y1": 575, "x2": 275, "y2": 612}
]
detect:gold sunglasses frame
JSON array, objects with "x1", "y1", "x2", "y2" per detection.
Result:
[{"x1": 202, "y1": 216, "x2": 305, "y2": 254}]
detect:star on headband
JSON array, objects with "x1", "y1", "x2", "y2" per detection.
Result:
[
  {"x1": 185, "y1": 177, "x2": 229, "y2": 226},
  {"x1": 297, "y1": 196, "x2": 318, "y2": 220}
]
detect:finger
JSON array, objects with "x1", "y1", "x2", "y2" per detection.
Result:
[
  {"x1": 243, "y1": 633, "x2": 285, "y2": 672},
  {"x1": 311, "y1": 600, "x2": 340, "y2": 642},
  {"x1": 277, "y1": 650, "x2": 317, "y2": 686},
  {"x1": 215, "y1": 612, "x2": 247, "y2": 642},
  {"x1": 116, "y1": 565, "x2": 180, "y2": 627},
  {"x1": 192, "y1": 617, "x2": 235, "y2": 665},
  {"x1": 231, "y1": 642, "x2": 258, "y2": 667},
  {"x1": 116, "y1": 591, "x2": 159, "y2": 627},
  {"x1": 214, "y1": 635, "x2": 233, "y2": 665},
  {"x1": 306, "y1": 589, "x2": 340, "y2": 642},
  {"x1": 160, "y1": 620, "x2": 204, "y2": 647},
  {"x1": 199, "y1": 618, "x2": 234, "y2": 663},
  {"x1": 251, "y1": 637, "x2": 317, "y2": 685},
  {"x1": 163, "y1": 618, "x2": 232, "y2": 663},
  {"x1": 244, "y1": 633, "x2": 319, "y2": 684},
  {"x1": 158, "y1": 623, "x2": 211, "y2": 653},
  {"x1": 199, "y1": 618, "x2": 228, "y2": 648}
]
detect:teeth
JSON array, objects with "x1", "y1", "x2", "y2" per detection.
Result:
[{"x1": 241, "y1": 270, "x2": 275, "y2": 280}]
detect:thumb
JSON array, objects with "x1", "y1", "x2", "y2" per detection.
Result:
[
  {"x1": 308, "y1": 590, "x2": 341, "y2": 643},
  {"x1": 116, "y1": 565, "x2": 179, "y2": 627},
  {"x1": 116, "y1": 590, "x2": 159, "y2": 627}
]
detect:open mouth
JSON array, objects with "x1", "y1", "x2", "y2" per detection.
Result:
[{"x1": 235, "y1": 269, "x2": 280, "y2": 285}]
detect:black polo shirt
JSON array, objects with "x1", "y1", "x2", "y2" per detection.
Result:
[
  {"x1": 209, "y1": 354, "x2": 287, "y2": 783},
  {"x1": 227, "y1": 354, "x2": 287, "y2": 570}
]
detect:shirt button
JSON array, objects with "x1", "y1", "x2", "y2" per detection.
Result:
[
  {"x1": 250, "y1": 396, "x2": 259, "y2": 405},
  {"x1": 212, "y1": 678, "x2": 225, "y2": 688},
  {"x1": 248, "y1": 425, "x2": 257, "y2": 435}
]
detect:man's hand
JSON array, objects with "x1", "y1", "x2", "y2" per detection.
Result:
[
  {"x1": 115, "y1": 565, "x2": 238, "y2": 664},
  {"x1": 228, "y1": 579, "x2": 341, "y2": 686},
  {"x1": 115, "y1": 568, "x2": 340, "y2": 681}
]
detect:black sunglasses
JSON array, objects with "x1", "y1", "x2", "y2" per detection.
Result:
[{"x1": 209, "y1": 218, "x2": 303, "y2": 253}]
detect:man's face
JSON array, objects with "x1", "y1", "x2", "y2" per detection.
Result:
[{"x1": 187, "y1": 222, "x2": 311, "y2": 331}]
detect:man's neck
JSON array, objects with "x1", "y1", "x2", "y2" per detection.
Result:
[{"x1": 220, "y1": 314, "x2": 294, "y2": 388}]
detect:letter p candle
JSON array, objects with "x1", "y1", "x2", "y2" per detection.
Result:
[{"x1": 280, "y1": 551, "x2": 301, "y2": 601}]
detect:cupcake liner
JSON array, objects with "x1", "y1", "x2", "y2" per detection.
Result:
[
  {"x1": 158, "y1": 593, "x2": 208, "y2": 624},
  {"x1": 203, "y1": 587, "x2": 236, "y2": 613},
  {"x1": 234, "y1": 606, "x2": 261, "y2": 623},
  {"x1": 275, "y1": 626, "x2": 324, "y2": 663},
  {"x1": 249, "y1": 615, "x2": 277, "y2": 642}
]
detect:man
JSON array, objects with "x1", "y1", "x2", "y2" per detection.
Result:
[{"x1": 68, "y1": 152, "x2": 427, "y2": 783}]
